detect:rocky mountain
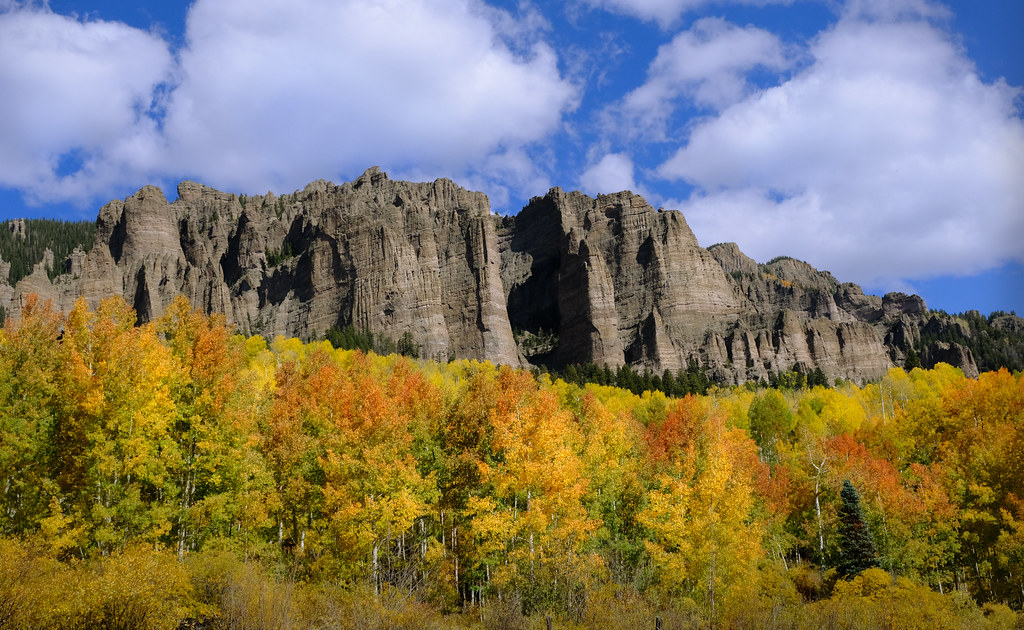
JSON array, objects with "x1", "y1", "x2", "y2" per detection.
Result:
[
  {"x1": 0, "y1": 167, "x2": 1000, "y2": 384},
  {"x1": 498, "y1": 188, "x2": 976, "y2": 383},
  {"x1": 1, "y1": 168, "x2": 519, "y2": 366}
]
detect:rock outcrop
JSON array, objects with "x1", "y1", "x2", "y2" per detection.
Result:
[
  {"x1": 0, "y1": 169, "x2": 986, "y2": 383},
  {"x1": 2, "y1": 167, "x2": 521, "y2": 366},
  {"x1": 500, "y1": 189, "x2": 741, "y2": 372},
  {"x1": 497, "y1": 189, "x2": 941, "y2": 384}
]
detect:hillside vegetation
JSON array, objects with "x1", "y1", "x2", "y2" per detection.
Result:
[
  {"x1": 0, "y1": 295, "x2": 1021, "y2": 629},
  {"x1": 920, "y1": 310, "x2": 1024, "y2": 373},
  {"x1": 0, "y1": 218, "x2": 95, "y2": 285}
]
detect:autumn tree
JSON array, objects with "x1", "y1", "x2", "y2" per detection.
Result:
[
  {"x1": 55, "y1": 297, "x2": 181, "y2": 552},
  {"x1": 0, "y1": 295, "x2": 64, "y2": 538},
  {"x1": 747, "y1": 390, "x2": 794, "y2": 465},
  {"x1": 157, "y1": 296, "x2": 264, "y2": 557},
  {"x1": 1, "y1": 295, "x2": 1022, "y2": 619},
  {"x1": 641, "y1": 396, "x2": 765, "y2": 619},
  {"x1": 476, "y1": 367, "x2": 599, "y2": 615},
  {"x1": 575, "y1": 386, "x2": 647, "y2": 586}
]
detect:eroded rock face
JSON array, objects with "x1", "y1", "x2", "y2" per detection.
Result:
[
  {"x1": 501, "y1": 189, "x2": 741, "y2": 372},
  {"x1": 496, "y1": 190, "x2": 913, "y2": 384},
  {"x1": 0, "y1": 170, "x2": 980, "y2": 383},
  {"x1": 3, "y1": 167, "x2": 521, "y2": 366}
]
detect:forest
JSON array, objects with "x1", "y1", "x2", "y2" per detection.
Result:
[
  {"x1": 0, "y1": 295, "x2": 1021, "y2": 629},
  {"x1": 0, "y1": 219, "x2": 96, "y2": 286},
  {"x1": 917, "y1": 310, "x2": 1024, "y2": 374}
]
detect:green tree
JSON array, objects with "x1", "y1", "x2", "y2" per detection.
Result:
[
  {"x1": 747, "y1": 390, "x2": 793, "y2": 464},
  {"x1": 904, "y1": 348, "x2": 922, "y2": 370},
  {"x1": 0, "y1": 219, "x2": 95, "y2": 284},
  {"x1": 836, "y1": 479, "x2": 879, "y2": 578},
  {"x1": 397, "y1": 331, "x2": 420, "y2": 358},
  {"x1": 808, "y1": 366, "x2": 829, "y2": 388}
]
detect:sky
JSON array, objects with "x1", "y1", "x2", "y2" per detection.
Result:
[{"x1": 0, "y1": 0, "x2": 1021, "y2": 315}]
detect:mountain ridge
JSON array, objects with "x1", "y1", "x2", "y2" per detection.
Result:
[{"x1": 1, "y1": 167, "x2": 1008, "y2": 383}]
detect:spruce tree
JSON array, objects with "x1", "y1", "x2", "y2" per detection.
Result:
[{"x1": 836, "y1": 479, "x2": 879, "y2": 578}]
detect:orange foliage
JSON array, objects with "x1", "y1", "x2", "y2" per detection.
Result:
[{"x1": 1, "y1": 294, "x2": 1022, "y2": 616}]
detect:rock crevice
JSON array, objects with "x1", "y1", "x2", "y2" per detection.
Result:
[{"x1": 1, "y1": 169, "x2": 982, "y2": 382}]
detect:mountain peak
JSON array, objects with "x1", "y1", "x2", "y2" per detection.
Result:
[{"x1": 0, "y1": 170, "x2": 986, "y2": 382}]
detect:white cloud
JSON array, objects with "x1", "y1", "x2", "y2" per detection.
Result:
[
  {"x1": 579, "y1": 152, "x2": 637, "y2": 194},
  {"x1": 610, "y1": 17, "x2": 788, "y2": 140},
  {"x1": 401, "y1": 146, "x2": 557, "y2": 213},
  {"x1": 840, "y1": 0, "x2": 949, "y2": 22},
  {"x1": 582, "y1": 0, "x2": 792, "y2": 29},
  {"x1": 0, "y1": 0, "x2": 576, "y2": 208},
  {"x1": 0, "y1": 6, "x2": 172, "y2": 204},
  {"x1": 657, "y1": 14, "x2": 1024, "y2": 286},
  {"x1": 161, "y1": 0, "x2": 578, "y2": 197}
]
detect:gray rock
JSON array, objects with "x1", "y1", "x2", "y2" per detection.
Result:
[
  {"x1": 501, "y1": 188, "x2": 741, "y2": 372},
  {"x1": 4, "y1": 167, "x2": 521, "y2": 366},
  {"x1": 499, "y1": 188, "x2": 904, "y2": 384},
  {"x1": 0, "y1": 170, "x2": 981, "y2": 383}
]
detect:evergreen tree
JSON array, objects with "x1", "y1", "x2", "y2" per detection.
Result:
[
  {"x1": 0, "y1": 218, "x2": 95, "y2": 284},
  {"x1": 564, "y1": 364, "x2": 580, "y2": 385},
  {"x1": 836, "y1": 479, "x2": 879, "y2": 578},
  {"x1": 808, "y1": 366, "x2": 828, "y2": 388},
  {"x1": 662, "y1": 369, "x2": 677, "y2": 397},
  {"x1": 904, "y1": 348, "x2": 922, "y2": 370},
  {"x1": 640, "y1": 369, "x2": 654, "y2": 393},
  {"x1": 396, "y1": 331, "x2": 420, "y2": 358}
]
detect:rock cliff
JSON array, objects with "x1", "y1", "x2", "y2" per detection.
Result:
[
  {"x1": 499, "y1": 189, "x2": 742, "y2": 372},
  {"x1": 0, "y1": 169, "x2": 986, "y2": 383},
  {"x1": 497, "y1": 189, "x2": 978, "y2": 383},
  {"x1": 2, "y1": 167, "x2": 521, "y2": 366}
]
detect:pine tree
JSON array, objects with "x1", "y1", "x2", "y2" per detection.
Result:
[
  {"x1": 836, "y1": 479, "x2": 879, "y2": 578},
  {"x1": 808, "y1": 366, "x2": 828, "y2": 388}
]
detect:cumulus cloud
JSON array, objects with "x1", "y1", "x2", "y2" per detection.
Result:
[
  {"x1": 658, "y1": 12, "x2": 1024, "y2": 287},
  {"x1": 841, "y1": 0, "x2": 949, "y2": 21},
  {"x1": 161, "y1": 0, "x2": 577, "y2": 197},
  {"x1": 579, "y1": 152, "x2": 637, "y2": 194},
  {"x1": 407, "y1": 146, "x2": 557, "y2": 212},
  {"x1": 609, "y1": 17, "x2": 788, "y2": 140},
  {"x1": 582, "y1": 0, "x2": 793, "y2": 29},
  {"x1": 0, "y1": 0, "x2": 577, "y2": 208},
  {"x1": 0, "y1": 6, "x2": 172, "y2": 204}
]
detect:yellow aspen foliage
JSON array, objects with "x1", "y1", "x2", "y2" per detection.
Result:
[
  {"x1": 475, "y1": 367, "x2": 602, "y2": 611},
  {"x1": 577, "y1": 388, "x2": 646, "y2": 525},
  {"x1": 0, "y1": 295, "x2": 65, "y2": 535},
  {"x1": 35, "y1": 496, "x2": 88, "y2": 558},
  {"x1": 1, "y1": 295, "x2": 1023, "y2": 622},
  {"x1": 0, "y1": 540, "x2": 195, "y2": 630},
  {"x1": 57, "y1": 297, "x2": 180, "y2": 549},
  {"x1": 641, "y1": 398, "x2": 764, "y2": 615}
]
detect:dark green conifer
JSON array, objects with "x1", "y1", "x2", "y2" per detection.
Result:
[
  {"x1": 662, "y1": 369, "x2": 677, "y2": 397},
  {"x1": 836, "y1": 479, "x2": 879, "y2": 578},
  {"x1": 564, "y1": 364, "x2": 580, "y2": 385},
  {"x1": 808, "y1": 366, "x2": 828, "y2": 388}
]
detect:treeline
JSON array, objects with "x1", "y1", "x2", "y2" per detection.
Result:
[
  {"x1": 547, "y1": 360, "x2": 828, "y2": 397},
  {"x1": 0, "y1": 295, "x2": 1021, "y2": 629},
  {"x1": 922, "y1": 310, "x2": 1024, "y2": 373},
  {"x1": 546, "y1": 360, "x2": 713, "y2": 397},
  {"x1": 324, "y1": 323, "x2": 421, "y2": 358},
  {"x1": 0, "y1": 219, "x2": 95, "y2": 284}
]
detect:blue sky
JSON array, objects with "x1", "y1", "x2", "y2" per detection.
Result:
[{"x1": 0, "y1": 0, "x2": 1021, "y2": 315}]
